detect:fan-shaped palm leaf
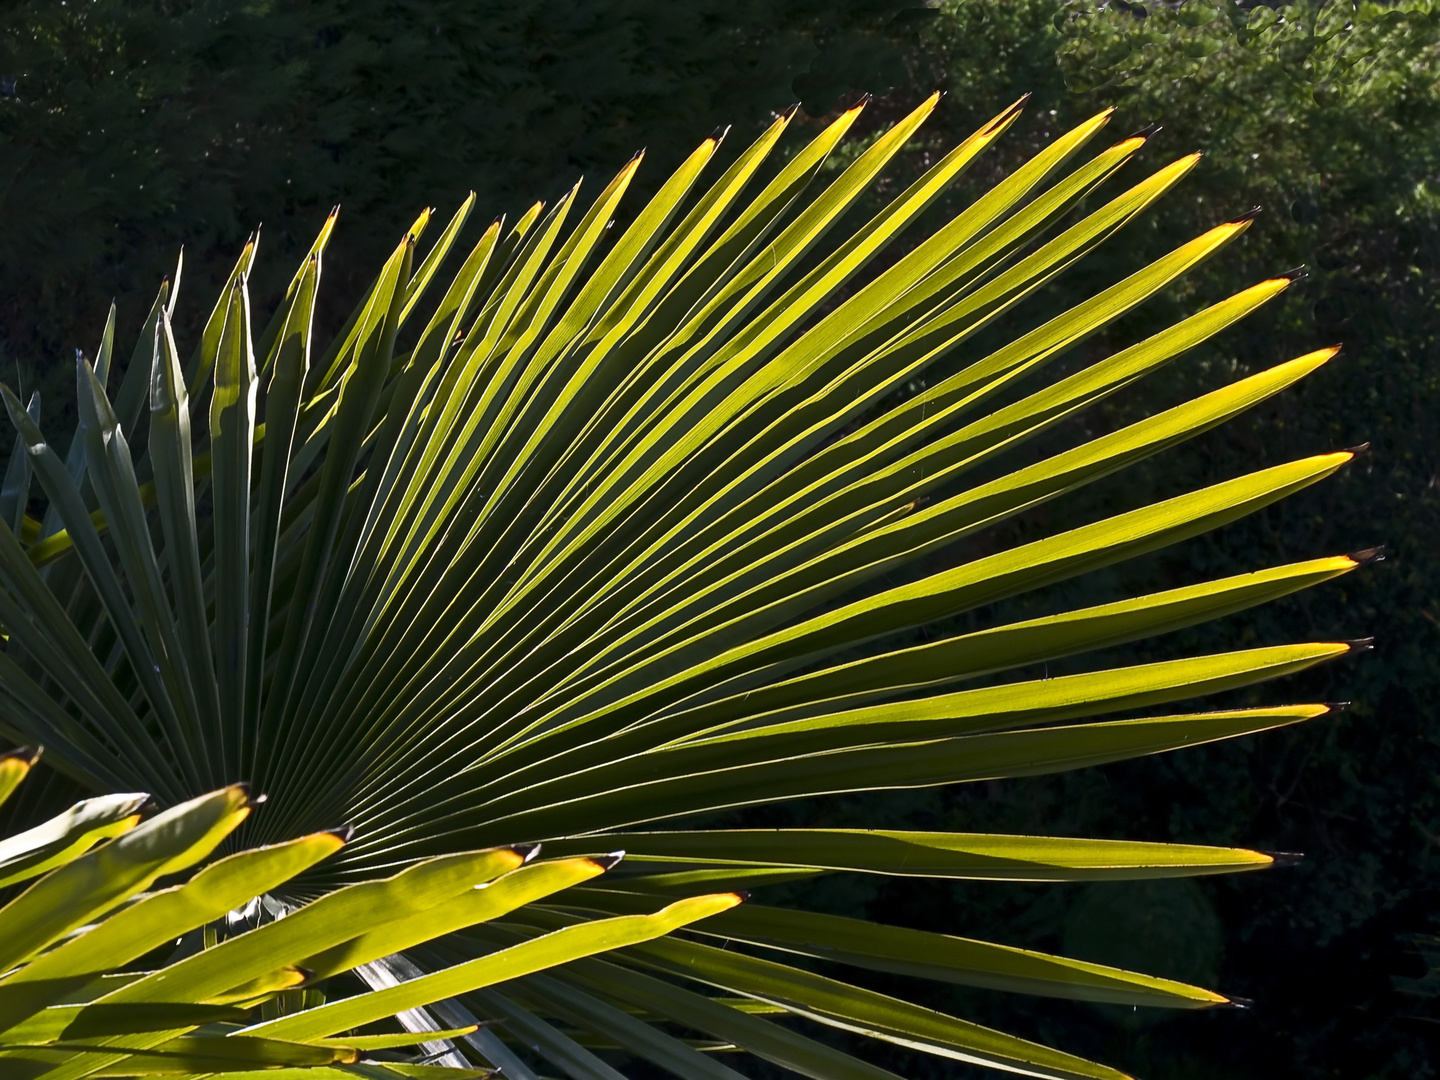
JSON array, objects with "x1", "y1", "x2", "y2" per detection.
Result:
[{"x1": 0, "y1": 95, "x2": 1369, "y2": 1079}]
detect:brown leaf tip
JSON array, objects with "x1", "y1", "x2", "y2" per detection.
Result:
[
  {"x1": 326, "y1": 824, "x2": 357, "y2": 843},
  {"x1": 1345, "y1": 637, "x2": 1376, "y2": 653},
  {"x1": 512, "y1": 841, "x2": 542, "y2": 863},
  {"x1": 1261, "y1": 850, "x2": 1306, "y2": 868},
  {"x1": 0, "y1": 745, "x2": 41, "y2": 765},
  {"x1": 1279, "y1": 265, "x2": 1309, "y2": 281},
  {"x1": 1348, "y1": 546, "x2": 1385, "y2": 566},
  {"x1": 592, "y1": 850, "x2": 626, "y2": 871},
  {"x1": 1342, "y1": 441, "x2": 1370, "y2": 456},
  {"x1": 1231, "y1": 205, "x2": 1263, "y2": 224},
  {"x1": 1127, "y1": 121, "x2": 1162, "y2": 140},
  {"x1": 1323, "y1": 701, "x2": 1353, "y2": 714}
]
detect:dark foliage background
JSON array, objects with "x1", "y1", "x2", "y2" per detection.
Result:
[
  {"x1": 2, "y1": 1, "x2": 1438, "y2": 1078},
  {"x1": 0, "y1": 0, "x2": 920, "y2": 387}
]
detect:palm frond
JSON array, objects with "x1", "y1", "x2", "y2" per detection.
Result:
[
  {"x1": 0, "y1": 95, "x2": 1368, "y2": 1079},
  {"x1": 0, "y1": 758, "x2": 721, "y2": 1079}
]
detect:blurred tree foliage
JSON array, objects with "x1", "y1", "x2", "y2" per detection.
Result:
[{"x1": 1, "y1": 1, "x2": 1438, "y2": 1077}]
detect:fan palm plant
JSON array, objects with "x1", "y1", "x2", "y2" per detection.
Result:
[{"x1": 0, "y1": 94, "x2": 1370, "y2": 1079}]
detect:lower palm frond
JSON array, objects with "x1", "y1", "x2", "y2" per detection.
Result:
[{"x1": 0, "y1": 751, "x2": 718, "y2": 1078}]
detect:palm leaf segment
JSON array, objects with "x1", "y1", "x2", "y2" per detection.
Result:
[
  {"x1": 0, "y1": 96, "x2": 1369, "y2": 1079},
  {"x1": 0, "y1": 749, "x2": 722, "y2": 1079}
]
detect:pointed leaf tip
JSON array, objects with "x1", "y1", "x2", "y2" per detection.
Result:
[
  {"x1": 1342, "y1": 441, "x2": 1369, "y2": 456},
  {"x1": 0, "y1": 745, "x2": 41, "y2": 765},
  {"x1": 1261, "y1": 851, "x2": 1306, "y2": 868},
  {"x1": 1344, "y1": 637, "x2": 1375, "y2": 653},
  {"x1": 1127, "y1": 121, "x2": 1162, "y2": 140},
  {"x1": 1231, "y1": 205, "x2": 1263, "y2": 224},
  {"x1": 512, "y1": 841, "x2": 543, "y2": 862},
  {"x1": 591, "y1": 850, "x2": 626, "y2": 871},
  {"x1": 1348, "y1": 546, "x2": 1385, "y2": 566},
  {"x1": 117, "y1": 792, "x2": 149, "y2": 813},
  {"x1": 326, "y1": 824, "x2": 357, "y2": 843}
]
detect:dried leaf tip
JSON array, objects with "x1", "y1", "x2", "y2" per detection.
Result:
[
  {"x1": 325, "y1": 824, "x2": 357, "y2": 843},
  {"x1": 1323, "y1": 701, "x2": 1353, "y2": 715},
  {"x1": 1348, "y1": 545, "x2": 1386, "y2": 566},
  {"x1": 1341, "y1": 440, "x2": 1370, "y2": 456},
  {"x1": 512, "y1": 841, "x2": 542, "y2": 863},
  {"x1": 0, "y1": 745, "x2": 41, "y2": 765},
  {"x1": 709, "y1": 123, "x2": 731, "y2": 144},
  {"x1": 590, "y1": 850, "x2": 626, "y2": 871},
  {"x1": 246, "y1": 791, "x2": 269, "y2": 810},
  {"x1": 1344, "y1": 637, "x2": 1376, "y2": 653},
  {"x1": 1220, "y1": 995, "x2": 1255, "y2": 1010},
  {"x1": 1127, "y1": 121, "x2": 1162, "y2": 140},
  {"x1": 1261, "y1": 850, "x2": 1306, "y2": 868},
  {"x1": 1279, "y1": 265, "x2": 1308, "y2": 282},
  {"x1": 781, "y1": 102, "x2": 802, "y2": 120},
  {"x1": 1230, "y1": 205, "x2": 1263, "y2": 224}
]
